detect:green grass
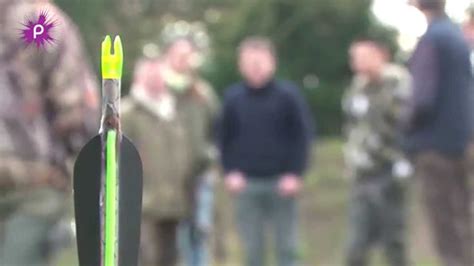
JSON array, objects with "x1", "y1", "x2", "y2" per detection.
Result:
[{"x1": 55, "y1": 138, "x2": 439, "y2": 266}]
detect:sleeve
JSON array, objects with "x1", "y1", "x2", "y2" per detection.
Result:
[
  {"x1": 284, "y1": 85, "x2": 314, "y2": 176},
  {"x1": 375, "y1": 69, "x2": 413, "y2": 162},
  {"x1": 341, "y1": 78, "x2": 361, "y2": 139},
  {"x1": 217, "y1": 91, "x2": 237, "y2": 174},
  {"x1": 199, "y1": 81, "x2": 221, "y2": 146},
  {"x1": 203, "y1": 82, "x2": 221, "y2": 123},
  {"x1": 390, "y1": 70, "x2": 413, "y2": 127},
  {"x1": 203, "y1": 83, "x2": 221, "y2": 164},
  {"x1": 42, "y1": 11, "x2": 99, "y2": 156},
  {"x1": 408, "y1": 37, "x2": 439, "y2": 129}
]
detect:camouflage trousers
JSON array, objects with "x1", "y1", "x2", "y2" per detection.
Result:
[
  {"x1": 345, "y1": 171, "x2": 408, "y2": 266},
  {"x1": 415, "y1": 151, "x2": 472, "y2": 266}
]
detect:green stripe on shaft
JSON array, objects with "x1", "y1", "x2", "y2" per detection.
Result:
[{"x1": 105, "y1": 130, "x2": 118, "y2": 266}]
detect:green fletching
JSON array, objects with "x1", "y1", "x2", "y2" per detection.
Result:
[{"x1": 105, "y1": 130, "x2": 118, "y2": 266}]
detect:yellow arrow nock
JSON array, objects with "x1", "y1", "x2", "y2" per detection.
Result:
[{"x1": 101, "y1": 35, "x2": 123, "y2": 79}]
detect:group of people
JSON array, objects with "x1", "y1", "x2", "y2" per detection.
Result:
[
  {"x1": 126, "y1": 1, "x2": 474, "y2": 265},
  {"x1": 123, "y1": 35, "x2": 314, "y2": 266},
  {"x1": 122, "y1": 38, "x2": 218, "y2": 266},
  {"x1": 1, "y1": 0, "x2": 474, "y2": 266}
]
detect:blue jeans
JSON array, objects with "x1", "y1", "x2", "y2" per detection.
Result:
[
  {"x1": 178, "y1": 176, "x2": 214, "y2": 266},
  {"x1": 236, "y1": 178, "x2": 298, "y2": 266}
]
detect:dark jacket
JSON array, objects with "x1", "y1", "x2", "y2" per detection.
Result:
[
  {"x1": 218, "y1": 80, "x2": 313, "y2": 178},
  {"x1": 406, "y1": 15, "x2": 473, "y2": 157}
]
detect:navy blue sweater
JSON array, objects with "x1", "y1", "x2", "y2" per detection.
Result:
[
  {"x1": 407, "y1": 15, "x2": 473, "y2": 157},
  {"x1": 218, "y1": 80, "x2": 314, "y2": 178}
]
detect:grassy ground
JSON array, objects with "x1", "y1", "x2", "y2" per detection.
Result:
[{"x1": 55, "y1": 138, "x2": 440, "y2": 266}]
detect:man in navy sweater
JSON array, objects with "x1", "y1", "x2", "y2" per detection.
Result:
[
  {"x1": 408, "y1": 1, "x2": 473, "y2": 265},
  {"x1": 218, "y1": 37, "x2": 313, "y2": 266}
]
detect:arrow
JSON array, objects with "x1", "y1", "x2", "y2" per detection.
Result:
[{"x1": 73, "y1": 35, "x2": 143, "y2": 266}]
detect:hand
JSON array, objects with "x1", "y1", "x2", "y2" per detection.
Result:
[
  {"x1": 278, "y1": 174, "x2": 302, "y2": 197},
  {"x1": 32, "y1": 165, "x2": 68, "y2": 190},
  {"x1": 225, "y1": 171, "x2": 246, "y2": 194}
]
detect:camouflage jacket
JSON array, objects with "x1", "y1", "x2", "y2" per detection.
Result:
[
  {"x1": 0, "y1": 0, "x2": 98, "y2": 209},
  {"x1": 164, "y1": 69, "x2": 220, "y2": 178},
  {"x1": 343, "y1": 64, "x2": 411, "y2": 179},
  {"x1": 122, "y1": 89, "x2": 193, "y2": 219},
  {"x1": 164, "y1": 70, "x2": 220, "y2": 218}
]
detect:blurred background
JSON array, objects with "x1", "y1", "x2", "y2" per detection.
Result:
[
  {"x1": 54, "y1": 0, "x2": 471, "y2": 135},
  {"x1": 2, "y1": 0, "x2": 473, "y2": 265}
]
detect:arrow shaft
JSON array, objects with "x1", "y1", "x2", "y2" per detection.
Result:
[
  {"x1": 104, "y1": 129, "x2": 119, "y2": 266},
  {"x1": 100, "y1": 77, "x2": 121, "y2": 266},
  {"x1": 100, "y1": 79, "x2": 121, "y2": 134}
]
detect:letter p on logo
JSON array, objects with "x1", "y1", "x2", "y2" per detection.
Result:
[{"x1": 33, "y1": 24, "x2": 45, "y2": 40}]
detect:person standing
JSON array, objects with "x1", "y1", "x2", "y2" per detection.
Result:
[
  {"x1": 407, "y1": 1, "x2": 473, "y2": 266},
  {"x1": 161, "y1": 37, "x2": 219, "y2": 266},
  {"x1": 218, "y1": 37, "x2": 313, "y2": 266},
  {"x1": 122, "y1": 59, "x2": 192, "y2": 266},
  {"x1": 0, "y1": 0, "x2": 98, "y2": 265},
  {"x1": 343, "y1": 38, "x2": 411, "y2": 266},
  {"x1": 462, "y1": 5, "x2": 474, "y2": 73}
]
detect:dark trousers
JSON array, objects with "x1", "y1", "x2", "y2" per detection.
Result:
[
  {"x1": 415, "y1": 151, "x2": 472, "y2": 266},
  {"x1": 345, "y1": 171, "x2": 408, "y2": 266},
  {"x1": 235, "y1": 178, "x2": 298, "y2": 266},
  {"x1": 140, "y1": 218, "x2": 179, "y2": 266}
]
